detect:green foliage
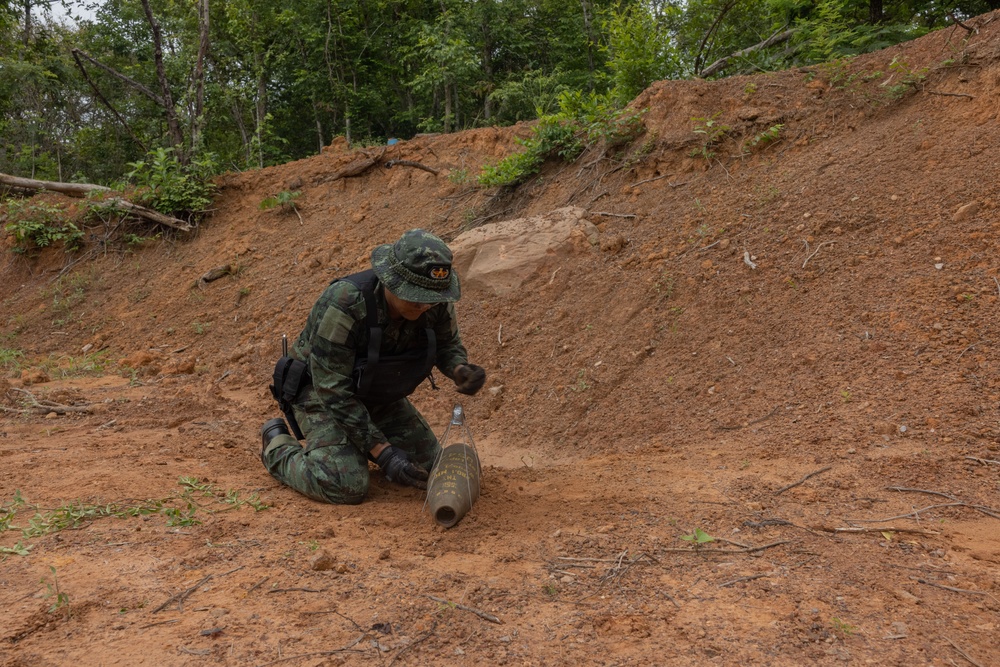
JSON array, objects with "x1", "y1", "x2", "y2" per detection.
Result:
[
  {"x1": 830, "y1": 616, "x2": 857, "y2": 636},
  {"x1": 791, "y1": 0, "x2": 929, "y2": 65},
  {"x1": 478, "y1": 148, "x2": 544, "y2": 188},
  {"x1": 3, "y1": 200, "x2": 82, "y2": 254},
  {"x1": 41, "y1": 566, "x2": 70, "y2": 617},
  {"x1": 680, "y1": 527, "x2": 715, "y2": 545},
  {"x1": 0, "y1": 0, "x2": 965, "y2": 186},
  {"x1": 0, "y1": 478, "x2": 269, "y2": 550},
  {"x1": 690, "y1": 113, "x2": 730, "y2": 160},
  {"x1": 126, "y1": 148, "x2": 216, "y2": 219},
  {"x1": 447, "y1": 168, "x2": 469, "y2": 184},
  {"x1": 883, "y1": 56, "x2": 929, "y2": 100},
  {"x1": 744, "y1": 124, "x2": 784, "y2": 153},
  {"x1": 604, "y1": 3, "x2": 682, "y2": 103},
  {"x1": 479, "y1": 92, "x2": 646, "y2": 187},
  {"x1": 259, "y1": 190, "x2": 301, "y2": 211},
  {"x1": 0, "y1": 347, "x2": 25, "y2": 375}
]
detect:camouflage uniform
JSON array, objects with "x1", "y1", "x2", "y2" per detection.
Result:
[{"x1": 261, "y1": 230, "x2": 470, "y2": 505}]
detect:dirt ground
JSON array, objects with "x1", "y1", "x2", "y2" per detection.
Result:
[{"x1": 3, "y1": 12, "x2": 1000, "y2": 667}]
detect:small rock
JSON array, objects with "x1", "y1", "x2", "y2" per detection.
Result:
[
  {"x1": 81, "y1": 343, "x2": 93, "y2": 354},
  {"x1": 560, "y1": 575, "x2": 574, "y2": 583},
  {"x1": 20, "y1": 368, "x2": 50, "y2": 385},
  {"x1": 596, "y1": 524, "x2": 615, "y2": 533},
  {"x1": 953, "y1": 202, "x2": 980, "y2": 222},
  {"x1": 378, "y1": 549, "x2": 391, "y2": 561},
  {"x1": 551, "y1": 529, "x2": 562, "y2": 538},
  {"x1": 889, "y1": 621, "x2": 908, "y2": 636},
  {"x1": 934, "y1": 263, "x2": 944, "y2": 270},
  {"x1": 309, "y1": 551, "x2": 337, "y2": 571},
  {"x1": 718, "y1": 239, "x2": 731, "y2": 250},
  {"x1": 335, "y1": 562, "x2": 350, "y2": 574},
  {"x1": 45, "y1": 411, "x2": 59, "y2": 420}
]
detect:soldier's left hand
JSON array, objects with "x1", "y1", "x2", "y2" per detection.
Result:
[{"x1": 453, "y1": 364, "x2": 486, "y2": 395}]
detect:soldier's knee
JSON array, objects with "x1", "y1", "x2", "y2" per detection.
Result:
[
  {"x1": 313, "y1": 459, "x2": 369, "y2": 505},
  {"x1": 319, "y1": 477, "x2": 368, "y2": 505}
]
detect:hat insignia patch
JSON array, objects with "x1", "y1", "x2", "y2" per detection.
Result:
[{"x1": 430, "y1": 266, "x2": 450, "y2": 279}]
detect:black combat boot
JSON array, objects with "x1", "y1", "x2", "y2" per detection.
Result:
[{"x1": 260, "y1": 417, "x2": 291, "y2": 462}]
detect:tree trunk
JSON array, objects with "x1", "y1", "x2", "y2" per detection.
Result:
[
  {"x1": 0, "y1": 172, "x2": 192, "y2": 231},
  {"x1": 444, "y1": 84, "x2": 452, "y2": 133},
  {"x1": 694, "y1": 0, "x2": 739, "y2": 76},
  {"x1": 869, "y1": 0, "x2": 883, "y2": 25},
  {"x1": 140, "y1": 0, "x2": 186, "y2": 158},
  {"x1": 190, "y1": 0, "x2": 210, "y2": 152},
  {"x1": 22, "y1": 0, "x2": 31, "y2": 46},
  {"x1": 579, "y1": 0, "x2": 596, "y2": 85},
  {"x1": 255, "y1": 50, "x2": 267, "y2": 169}
]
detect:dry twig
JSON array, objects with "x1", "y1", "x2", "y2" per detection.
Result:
[
  {"x1": 802, "y1": 241, "x2": 835, "y2": 268},
  {"x1": 267, "y1": 587, "x2": 326, "y2": 594},
  {"x1": 629, "y1": 174, "x2": 669, "y2": 187},
  {"x1": 945, "y1": 636, "x2": 985, "y2": 667},
  {"x1": 965, "y1": 456, "x2": 1000, "y2": 466},
  {"x1": 659, "y1": 540, "x2": 792, "y2": 554},
  {"x1": 718, "y1": 573, "x2": 772, "y2": 588},
  {"x1": 427, "y1": 595, "x2": 502, "y2": 624},
  {"x1": 388, "y1": 623, "x2": 437, "y2": 666},
  {"x1": 926, "y1": 90, "x2": 974, "y2": 99},
  {"x1": 385, "y1": 159, "x2": 439, "y2": 175},
  {"x1": 591, "y1": 211, "x2": 637, "y2": 218},
  {"x1": 152, "y1": 566, "x2": 243, "y2": 613},
  {"x1": 6, "y1": 387, "x2": 92, "y2": 415},
  {"x1": 774, "y1": 466, "x2": 832, "y2": 495},
  {"x1": 914, "y1": 577, "x2": 999, "y2": 604},
  {"x1": 814, "y1": 525, "x2": 939, "y2": 536},
  {"x1": 253, "y1": 635, "x2": 366, "y2": 667}
]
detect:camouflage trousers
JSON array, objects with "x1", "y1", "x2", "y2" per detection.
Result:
[{"x1": 261, "y1": 391, "x2": 440, "y2": 505}]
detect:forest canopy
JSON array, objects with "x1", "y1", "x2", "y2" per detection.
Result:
[{"x1": 1, "y1": 0, "x2": 995, "y2": 185}]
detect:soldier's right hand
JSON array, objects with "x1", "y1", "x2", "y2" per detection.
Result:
[{"x1": 376, "y1": 446, "x2": 429, "y2": 489}]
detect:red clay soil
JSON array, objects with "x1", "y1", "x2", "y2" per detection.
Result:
[{"x1": 2, "y1": 12, "x2": 1000, "y2": 667}]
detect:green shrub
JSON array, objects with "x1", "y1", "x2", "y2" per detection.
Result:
[
  {"x1": 3, "y1": 200, "x2": 83, "y2": 253},
  {"x1": 478, "y1": 92, "x2": 647, "y2": 188},
  {"x1": 125, "y1": 148, "x2": 217, "y2": 220}
]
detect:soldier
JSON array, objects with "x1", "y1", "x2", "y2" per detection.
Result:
[{"x1": 260, "y1": 229, "x2": 486, "y2": 504}]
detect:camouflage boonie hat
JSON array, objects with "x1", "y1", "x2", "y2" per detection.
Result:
[{"x1": 370, "y1": 229, "x2": 461, "y2": 303}]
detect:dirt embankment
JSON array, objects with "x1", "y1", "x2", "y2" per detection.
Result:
[{"x1": 2, "y1": 13, "x2": 1000, "y2": 667}]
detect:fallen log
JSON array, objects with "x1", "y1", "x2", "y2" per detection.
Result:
[{"x1": 0, "y1": 172, "x2": 192, "y2": 232}]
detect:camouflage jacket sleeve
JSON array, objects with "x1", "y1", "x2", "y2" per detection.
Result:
[
  {"x1": 291, "y1": 282, "x2": 386, "y2": 453},
  {"x1": 428, "y1": 302, "x2": 470, "y2": 380}
]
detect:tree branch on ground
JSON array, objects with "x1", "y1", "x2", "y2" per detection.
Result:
[
  {"x1": 0, "y1": 173, "x2": 192, "y2": 232},
  {"x1": 701, "y1": 28, "x2": 796, "y2": 78}
]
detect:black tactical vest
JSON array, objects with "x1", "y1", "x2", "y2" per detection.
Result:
[{"x1": 338, "y1": 270, "x2": 437, "y2": 405}]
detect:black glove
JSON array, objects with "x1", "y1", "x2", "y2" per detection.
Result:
[
  {"x1": 376, "y1": 446, "x2": 429, "y2": 489},
  {"x1": 453, "y1": 363, "x2": 486, "y2": 396}
]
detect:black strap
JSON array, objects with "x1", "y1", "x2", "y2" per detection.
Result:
[
  {"x1": 424, "y1": 328, "x2": 436, "y2": 374},
  {"x1": 358, "y1": 279, "x2": 381, "y2": 397}
]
